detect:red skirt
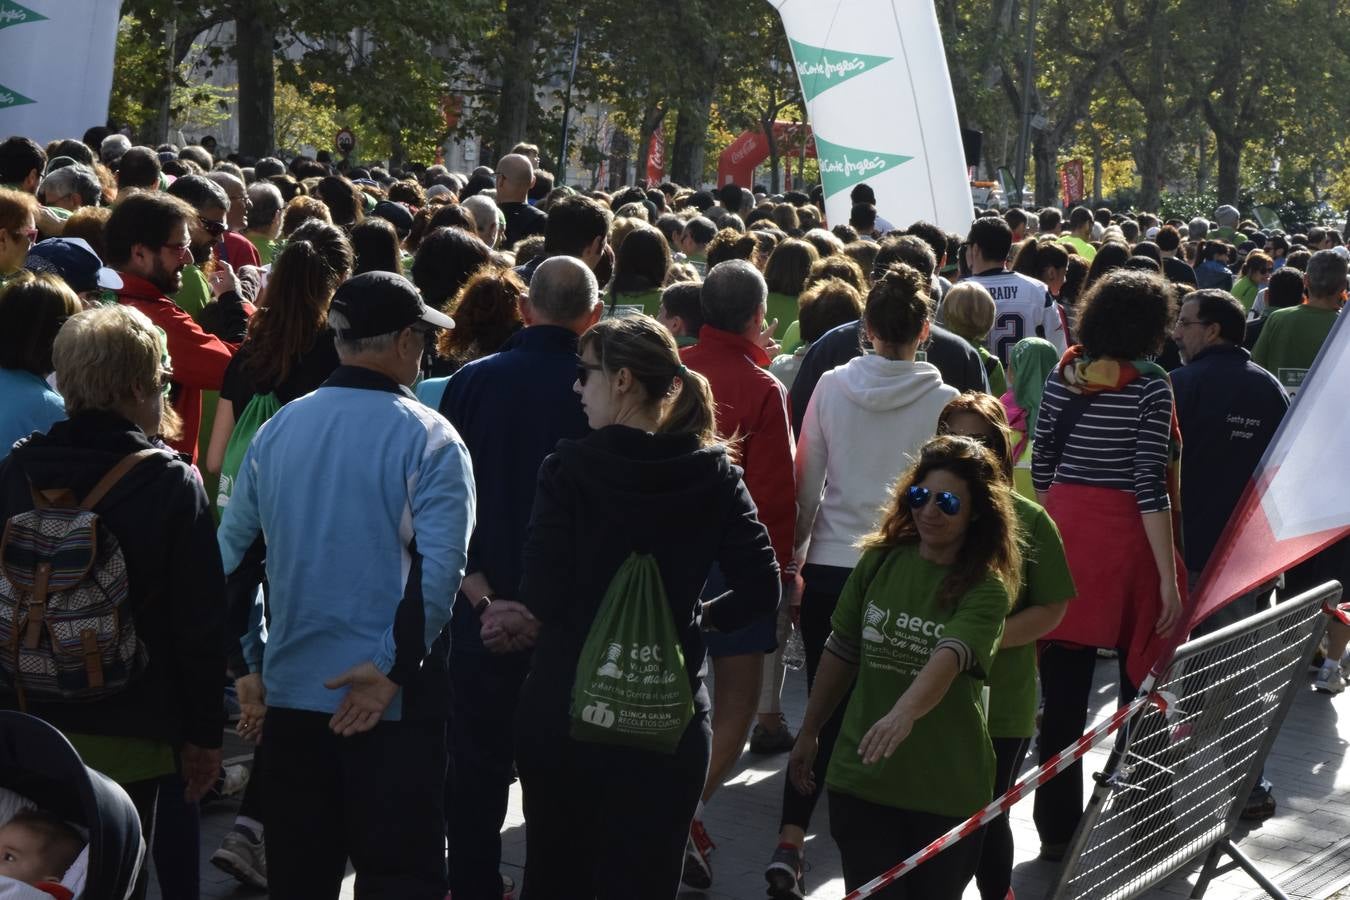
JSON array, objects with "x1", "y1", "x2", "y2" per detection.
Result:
[{"x1": 1044, "y1": 483, "x2": 1186, "y2": 685}]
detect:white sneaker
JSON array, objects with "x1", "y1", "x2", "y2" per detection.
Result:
[
  {"x1": 219, "y1": 764, "x2": 250, "y2": 797},
  {"x1": 211, "y1": 828, "x2": 267, "y2": 889},
  {"x1": 1314, "y1": 659, "x2": 1346, "y2": 694}
]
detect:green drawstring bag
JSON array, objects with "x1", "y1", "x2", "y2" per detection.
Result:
[
  {"x1": 216, "y1": 391, "x2": 282, "y2": 510},
  {"x1": 570, "y1": 552, "x2": 695, "y2": 754}
]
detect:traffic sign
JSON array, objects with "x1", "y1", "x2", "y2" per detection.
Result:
[{"x1": 335, "y1": 128, "x2": 356, "y2": 156}]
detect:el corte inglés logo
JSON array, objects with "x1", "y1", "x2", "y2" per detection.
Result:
[{"x1": 790, "y1": 39, "x2": 892, "y2": 100}]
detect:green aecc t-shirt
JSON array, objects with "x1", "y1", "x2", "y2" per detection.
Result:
[
  {"x1": 986, "y1": 495, "x2": 1076, "y2": 738},
  {"x1": 826, "y1": 544, "x2": 1010, "y2": 819}
]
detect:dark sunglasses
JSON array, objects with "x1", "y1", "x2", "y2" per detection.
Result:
[
  {"x1": 157, "y1": 367, "x2": 175, "y2": 397},
  {"x1": 907, "y1": 485, "x2": 962, "y2": 516},
  {"x1": 576, "y1": 363, "x2": 603, "y2": 386},
  {"x1": 199, "y1": 217, "x2": 227, "y2": 237}
]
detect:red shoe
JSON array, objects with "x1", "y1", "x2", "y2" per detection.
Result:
[{"x1": 681, "y1": 819, "x2": 716, "y2": 888}]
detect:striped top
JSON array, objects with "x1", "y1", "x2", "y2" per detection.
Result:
[{"x1": 1030, "y1": 374, "x2": 1173, "y2": 512}]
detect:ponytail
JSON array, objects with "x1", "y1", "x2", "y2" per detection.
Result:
[
  {"x1": 579, "y1": 316, "x2": 723, "y2": 448},
  {"x1": 658, "y1": 366, "x2": 717, "y2": 447}
]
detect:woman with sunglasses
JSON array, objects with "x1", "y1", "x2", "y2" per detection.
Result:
[
  {"x1": 764, "y1": 260, "x2": 956, "y2": 897},
  {"x1": 1030, "y1": 268, "x2": 1184, "y2": 859},
  {"x1": 789, "y1": 435, "x2": 1022, "y2": 899},
  {"x1": 0, "y1": 272, "x2": 82, "y2": 453},
  {"x1": 937, "y1": 392, "x2": 1075, "y2": 900},
  {"x1": 0, "y1": 187, "x2": 38, "y2": 285},
  {"x1": 513, "y1": 315, "x2": 779, "y2": 899}
]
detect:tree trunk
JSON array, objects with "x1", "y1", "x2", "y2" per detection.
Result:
[
  {"x1": 1033, "y1": 133, "x2": 1056, "y2": 208},
  {"x1": 494, "y1": 0, "x2": 545, "y2": 158},
  {"x1": 671, "y1": 91, "x2": 713, "y2": 187},
  {"x1": 1091, "y1": 132, "x2": 1103, "y2": 206},
  {"x1": 234, "y1": 15, "x2": 275, "y2": 158},
  {"x1": 1215, "y1": 131, "x2": 1241, "y2": 207},
  {"x1": 1135, "y1": 125, "x2": 1168, "y2": 214},
  {"x1": 1196, "y1": 131, "x2": 1209, "y2": 194}
]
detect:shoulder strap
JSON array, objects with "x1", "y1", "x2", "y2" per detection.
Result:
[
  {"x1": 81, "y1": 448, "x2": 166, "y2": 510},
  {"x1": 1046, "y1": 388, "x2": 1097, "y2": 462}
]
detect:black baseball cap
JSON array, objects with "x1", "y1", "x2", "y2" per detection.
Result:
[{"x1": 329, "y1": 271, "x2": 453, "y2": 339}]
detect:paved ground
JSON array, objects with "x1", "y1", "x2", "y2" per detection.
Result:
[{"x1": 158, "y1": 653, "x2": 1350, "y2": 900}]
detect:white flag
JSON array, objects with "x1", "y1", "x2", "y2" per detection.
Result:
[
  {"x1": 767, "y1": 0, "x2": 973, "y2": 235},
  {"x1": 0, "y1": 1, "x2": 122, "y2": 146}
]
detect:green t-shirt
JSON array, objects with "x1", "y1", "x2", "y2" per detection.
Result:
[
  {"x1": 765, "y1": 291, "x2": 799, "y2": 339},
  {"x1": 66, "y1": 733, "x2": 176, "y2": 786},
  {"x1": 827, "y1": 544, "x2": 1009, "y2": 818},
  {"x1": 781, "y1": 319, "x2": 804, "y2": 354},
  {"x1": 986, "y1": 495, "x2": 1076, "y2": 737},
  {"x1": 246, "y1": 232, "x2": 277, "y2": 266},
  {"x1": 976, "y1": 344, "x2": 1007, "y2": 397},
  {"x1": 1060, "y1": 234, "x2": 1097, "y2": 262},
  {"x1": 173, "y1": 264, "x2": 211, "y2": 319},
  {"x1": 1251, "y1": 304, "x2": 1339, "y2": 395},
  {"x1": 1232, "y1": 276, "x2": 1260, "y2": 312},
  {"x1": 603, "y1": 287, "x2": 662, "y2": 318}
]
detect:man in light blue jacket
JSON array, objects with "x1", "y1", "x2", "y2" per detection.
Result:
[{"x1": 219, "y1": 271, "x2": 476, "y2": 899}]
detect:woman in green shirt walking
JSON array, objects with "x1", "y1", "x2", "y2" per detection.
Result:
[
  {"x1": 764, "y1": 237, "x2": 819, "y2": 340},
  {"x1": 938, "y1": 393, "x2": 1075, "y2": 900},
  {"x1": 604, "y1": 224, "x2": 668, "y2": 317},
  {"x1": 789, "y1": 436, "x2": 1022, "y2": 899},
  {"x1": 1231, "y1": 250, "x2": 1271, "y2": 313}
]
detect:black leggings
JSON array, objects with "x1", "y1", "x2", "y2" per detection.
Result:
[
  {"x1": 779, "y1": 564, "x2": 853, "y2": 832},
  {"x1": 975, "y1": 736, "x2": 1030, "y2": 900},
  {"x1": 1034, "y1": 643, "x2": 1136, "y2": 847},
  {"x1": 829, "y1": 790, "x2": 983, "y2": 899},
  {"x1": 516, "y1": 715, "x2": 709, "y2": 900}
]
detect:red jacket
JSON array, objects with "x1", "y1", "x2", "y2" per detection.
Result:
[
  {"x1": 116, "y1": 272, "x2": 238, "y2": 460},
  {"x1": 682, "y1": 326, "x2": 796, "y2": 573}
]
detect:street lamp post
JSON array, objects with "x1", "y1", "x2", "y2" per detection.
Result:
[{"x1": 1013, "y1": 0, "x2": 1038, "y2": 206}]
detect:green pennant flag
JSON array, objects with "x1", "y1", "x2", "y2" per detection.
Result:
[
  {"x1": 0, "y1": 83, "x2": 35, "y2": 110},
  {"x1": 790, "y1": 39, "x2": 892, "y2": 101},
  {"x1": 0, "y1": 0, "x2": 47, "y2": 30},
  {"x1": 814, "y1": 135, "x2": 913, "y2": 195}
]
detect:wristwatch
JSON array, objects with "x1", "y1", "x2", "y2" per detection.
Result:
[{"x1": 472, "y1": 593, "x2": 500, "y2": 616}]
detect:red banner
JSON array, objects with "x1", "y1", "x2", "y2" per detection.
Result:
[
  {"x1": 1058, "y1": 159, "x2": 1085, "y2": 207},
  {"x1": 646, "y1": 128, "x2": 665, "y2": 187}
]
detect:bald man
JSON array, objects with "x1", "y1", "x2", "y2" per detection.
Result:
[
  {"x1": 495, "y1": 152, "x2": 547, "y2": 250},
  {"x1": 438, "y1": 253, "x2": 597, "y2": 900}
]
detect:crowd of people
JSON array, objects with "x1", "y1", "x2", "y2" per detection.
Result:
[{"x1": 0, "y1": 126, "x2": 1345, "y2": 900}]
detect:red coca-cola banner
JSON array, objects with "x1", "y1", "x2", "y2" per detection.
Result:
[
  {"x1": 646, "y1": 128, "x2": 665, "y2": 187},
  {"x1": 1059, "y1": 159, "x2": 1085, "y2": 207}
]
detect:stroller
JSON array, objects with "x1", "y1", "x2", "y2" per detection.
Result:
[{"x1": 0, "y1": 712, "x2": 144, "y2": 900}]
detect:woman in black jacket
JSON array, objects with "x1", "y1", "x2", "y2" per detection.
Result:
[
  {"x1": 512, "y1": 315, "x2": 780, "y2": 899},
  {"x1": 0, "y1": 304, "x2": 226, "y2": 900}
]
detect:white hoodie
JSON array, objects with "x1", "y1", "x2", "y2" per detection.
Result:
[{"x1": 795, "y1": 354, "x2": 958, "y2": 568}]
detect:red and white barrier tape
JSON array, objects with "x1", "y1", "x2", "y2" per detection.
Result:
[{"x1": 843, "y1": 692, "x2": 1169, "y2": 900}]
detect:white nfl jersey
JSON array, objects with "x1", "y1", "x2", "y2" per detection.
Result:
[{"x1": 969, "y1": 269, "x2": 1068, "y2": 367}]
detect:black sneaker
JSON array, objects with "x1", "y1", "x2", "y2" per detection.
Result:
[
  {"x1": 749, "y1": 715, "x2": 796, "y2": 754},
  {"x1": 765, "y1": 842, "x2": 806, "y2": 898},
  {"x1": 1241, "y1": 785, "x2": 1277, "y2": 821}
]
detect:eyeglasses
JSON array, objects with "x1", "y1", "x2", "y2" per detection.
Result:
[
  {"x1": 906, "y1": 485, "x2": 962, "y2": 516},
  {"x1": 11, "y1": 227, "x2": 37, "y2": 246},
  {"x1": 1175, "y1": 318, "x2": 1209, "y2": 328},
  {"x1": 576, "y1": 363, "x2": 603, "y2": 386},
  {"x1": 198, "y1": 217, "x2": 227, "y2": 238},
  {"x1": 156, "y1": 367, "x2": 175, "y2": 397},
  {"x1": 161, "y1": 241, "x2": 192, "y2": 260}
]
